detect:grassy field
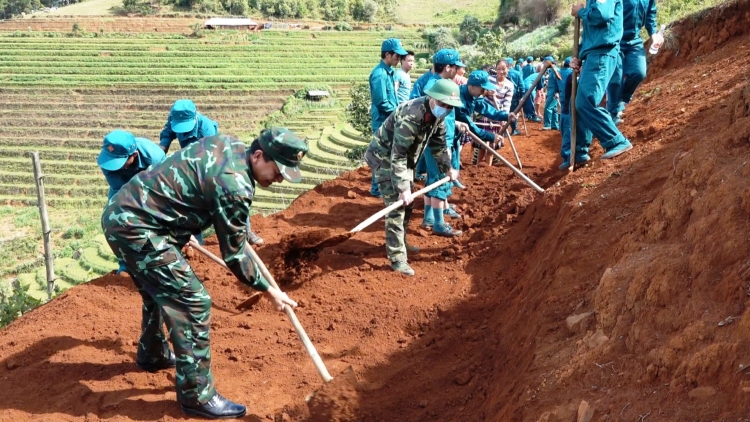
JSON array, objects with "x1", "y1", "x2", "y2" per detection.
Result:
[
  {"x1": 42, "y1": 0, "x2": 122, "y2": 16},
  {"x1": 0, "y1": 27, "x2": 425, "y2": 299}
]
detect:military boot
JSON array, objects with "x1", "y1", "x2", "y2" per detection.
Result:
[
  {"x1": 391, "y1": 261, "x2": 415, "y2": 276},
  {"x1": 181, "y1": 393, "x2": 247, "y2": 419}
]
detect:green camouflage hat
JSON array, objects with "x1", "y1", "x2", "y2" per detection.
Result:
[
  {"x1": 424, "y1": 79, "x2": 463, "y2": 108},
  {"x1": 258, "y1": 127, "x2": 308, "y2": 183}
]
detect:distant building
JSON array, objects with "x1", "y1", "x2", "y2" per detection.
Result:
[{"x1": 203, "y1": 18, "x2": 260, "y2": 30}]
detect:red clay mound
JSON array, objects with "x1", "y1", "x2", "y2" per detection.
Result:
[{"x1": 3, "y1": 4, "x2": 750, "y2": 420}]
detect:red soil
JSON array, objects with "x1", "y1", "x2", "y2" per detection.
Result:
[{"x1": 4, "y1": 3, "x2": 750, "y2": 420}]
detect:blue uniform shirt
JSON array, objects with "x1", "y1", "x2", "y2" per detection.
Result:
[
  {"x1": 621, "y1": 0, "x2": 657, "y2": 45},
  {"x1": 410, "y1": 70, "x2": 439, "y2": 100},
  {"x1": 102, "y1": 138, "x2": 166, "y2": 199},
  {"x1": 394, "y1": 69, "x2": 412, "y2": 104},
  {"x1": 522, "y1": 63, "x2": 534, "y2": 79},
  {"x1": 578, "y1": 0, "x2": 624, "y2": 59},
  {"x1": 159, "y1": 113, "x2": 219, "y2": 150},
  {"x1": 455, "y1": 85, "x2": 508, "y2": 143},
  {"x1": 507, "y1": 69, "x2": 525, "y2": 104},
  {"x1": 557, "y1": 67, "x2": 574, "y2": 111},
  {"x1": 369, "y1": 60, "x2": 398, "y2": 133},
  {"x1": 523, "y1": 72, "x2": 544, "y2": 92}
]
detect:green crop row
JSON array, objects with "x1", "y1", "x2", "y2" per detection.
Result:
[
  {"x1": 0, "y1": 109, "x2": 278, "y2": 121},
  {"x1": 1, "y1": 74, "x2": 370, "y2": 84},
  {"x1": 0, "y1": 102, "x2": 282, "y2": 113},
  {"x1": 0, "y1": 81, "x2": 353, "y2": 90},
  {"x1": 0, "y1": 57, "x2": 377, "y2": 67},
  {"x1": 0, "y1": 66, "x2": 375, "y2": 77}
]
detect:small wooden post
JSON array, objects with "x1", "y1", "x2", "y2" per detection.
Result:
[{"x1": 30, "y1": 152, "x2": 55, "y2": 299}]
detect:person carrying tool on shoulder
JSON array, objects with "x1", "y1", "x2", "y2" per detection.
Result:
[
  {"x1": 364, "y1": 79, "x2": 463, "y2": 276},
  {"x1": 97, "y1": 129, "x2": 166, "y2": 276},
  {"x1": 464, "y1": 70, "x2": 517, "y2": 165},
  {"x1": 102, "y1": 128, "x2": 304, "y2": 420}
]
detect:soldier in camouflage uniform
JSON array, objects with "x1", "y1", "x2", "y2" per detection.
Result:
[
  {"x1": 364, "y1": 79, "x2": 464, "y2": 276},
  {"x1": 102, "y1": 128, "x2": 305, "y2": 419}
]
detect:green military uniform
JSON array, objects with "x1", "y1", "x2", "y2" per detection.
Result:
[
  {"x1": 101, "y1": 129, "x2": 307, "y2": 409},
  {"x1": 364, "y1": 79, "x2": 463, "y2": 271}
]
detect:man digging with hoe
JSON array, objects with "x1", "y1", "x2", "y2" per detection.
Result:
[{"x1": 102, "y1": 128, "x2": 305, "y2": 419}]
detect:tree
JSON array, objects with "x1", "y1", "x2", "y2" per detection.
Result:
[
  {"x1": 350, "y1": 0, "x2": 377, "y2": 21},
  {"x1": 345, "y1": 82, "x2": 372, "y2": 138},
  {"x1": 224, "y1": 0, "x2": 248, "y2": 14},
  {"x1": 423, "y1": 27, "x2": 458, "y2": 52},
  {"x1": 319, "y1": 0, "x2": 347, "y2": 21},
  {"x1": 458, "y1": 15, "x2": 482, "y2": 45}
]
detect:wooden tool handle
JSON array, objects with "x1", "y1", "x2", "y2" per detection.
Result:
[
  {"x1": 494, "y1": 64, "x2": 550, "y2": 136},
  {"x1": 466, "y1": 131, "x2": 544, "y2": 193},
  {"x1": 188, "y1": 239, "x2": 334, "y2": 383},
  {"x1": 569, "y1": 17, "x2": 581, "y2": 171},
  {"x1": 349, "y1": 176, "x2": 451, "y2": 233}
]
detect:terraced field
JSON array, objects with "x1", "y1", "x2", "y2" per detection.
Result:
[{"x1": 0, "y1": 27, "x2": 425, "y2": 295}]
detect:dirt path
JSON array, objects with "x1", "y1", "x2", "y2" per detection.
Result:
[{"x1": 3, "y1": 4, "x2": 750, "y2": 420}]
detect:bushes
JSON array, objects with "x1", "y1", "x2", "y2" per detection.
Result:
[
  {"x1": 0, "y1": 283, "x2": 42, "y2": 329},
  {"x1": 519, "y1": 0, "x2": 563, "y2": 26},
  {"x1": 345, "y1": 82, "x2": 372, "y2": 138}
]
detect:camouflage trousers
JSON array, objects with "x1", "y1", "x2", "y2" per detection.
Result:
[
  {"x1": 105, "y1": 236, "x2": 216, "y2": 406},
  {"x1": 376, "y1": 166, "x2": 414, "y2": 263}
]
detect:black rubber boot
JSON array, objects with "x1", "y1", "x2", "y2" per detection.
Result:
[
  {"x1": 181, "y1": 393, "x2": 247, "y2": 419},
  {"x1": 136, "y1": 350, "x2": 176, "y2": 373}
]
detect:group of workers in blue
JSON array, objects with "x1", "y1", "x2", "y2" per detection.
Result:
[
  {"x1": 97, "y1": 99, "x2": 265, "y2": 274},
  {"x1": 369, "y1": 39, "x2": 517, "y2": 241},
  {"x1": 367, "y1": 0, "x2": 660, "y2": 237}
]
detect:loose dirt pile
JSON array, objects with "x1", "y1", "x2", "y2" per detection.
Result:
[{"x1": 3, "y1": 3, "x2": 750, "y2": 420}]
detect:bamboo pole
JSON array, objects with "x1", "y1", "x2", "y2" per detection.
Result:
[{"x1": 30, "y1": 152, "x2": 55, "y2": 299}]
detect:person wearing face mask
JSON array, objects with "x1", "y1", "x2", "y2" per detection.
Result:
[
  {"x1": 101, "y1": 128, "x2": 304, "y2": 419},
  {"x1": 364, "y1": 79, "x2": 463, "y2": 276},
  {"x1": 98, "y1": 129, "x2": 167, "y2": 275},
  {"x1": 411, "y1": 49, "x2": 466, "y2": 186},
  {"x1": 461, "y1": 70, "x2": 517, "y2": 167}
]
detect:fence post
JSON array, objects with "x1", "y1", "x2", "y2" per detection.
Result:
[{"x1": 30, "y1": 152, "x2": 55, "y2": 299}]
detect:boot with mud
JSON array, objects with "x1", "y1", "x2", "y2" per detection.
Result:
[
  {"x1": 181, "y1": 393, "x2": 247, "y2": 419},
  {"x1": 391, "y1": 260, "x2": 415, "y2": 276}
]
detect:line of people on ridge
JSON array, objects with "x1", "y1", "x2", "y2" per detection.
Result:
[{"x1": 365, "y1": 0, "x2": 661, "y2": 274}]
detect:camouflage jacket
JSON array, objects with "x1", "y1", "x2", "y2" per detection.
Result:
[
  {"x1": 102, "y1": 134, "x2": 268, "y2": 291},
  {"x1": 365, "y1": 96, "x2": 451, "y2": 193}
]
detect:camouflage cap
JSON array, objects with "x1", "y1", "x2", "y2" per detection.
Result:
[
  {"x1": 424, "y1": 79, "x2": 463, "y2": 108},
  {"x1": 258, "y1": 127, "x2": 308, "y2": 183}
]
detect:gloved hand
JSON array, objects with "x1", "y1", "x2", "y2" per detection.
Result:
[
  {"x1": 264, "y1": 287, "x2": 297, "y2": 312},
  {"x1": 399, "y1": 190, "x2": 413, "y2": 205}
]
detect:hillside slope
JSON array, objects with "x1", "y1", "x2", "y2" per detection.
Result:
[{"x1": 3, "y1": 2, "x2": 750, "y2": 420}]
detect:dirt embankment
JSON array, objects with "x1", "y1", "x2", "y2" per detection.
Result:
[{"x1": 2, "y1": 2, "x2": 750, "y2": 420}]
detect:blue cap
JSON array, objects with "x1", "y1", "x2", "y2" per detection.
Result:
[
  {"x1": 544, "y1": 56, "x2": 556, "y2": 63},
  {"x1": 169, "y1": 99, "x2": 197, "y2": 133},
  {"x1": 564, "y1": 57, "x2": 572, "y2": 65},
  {"x1": 467, "y1": 70, "x2": 496, "y2": 91},
  {"x1": 527, "y1": 56, "x2": 533, "y2": 62},
  {"x1": 97, "y1": 130, "x2": 137, "y2": 171},
  {"x1": 433, "y1": 49, "x2": 466, "y2": 67},
  {"x1": 381, "y1": 38, "x2": 408, "y2": 55},
  {"x1": 505, "y1": 57, "x2": 513, "y2": 65}
]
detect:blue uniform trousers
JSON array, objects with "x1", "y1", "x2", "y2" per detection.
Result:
[
  {"x1": 543, "y1": 94, "x2": 560, "y2": 129},
  {"x1": 606, "y1": 42, "x2": 647, "y2": 118},
  {"x1": 523, "y1": 90, "x2": 537, "y2": 119},
  {"x1": 575, "y1": 53, "x2": 628, "y2": 157},
  {"x1": 560, "y1": 112, "x2": 593, "y2": 162}
]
